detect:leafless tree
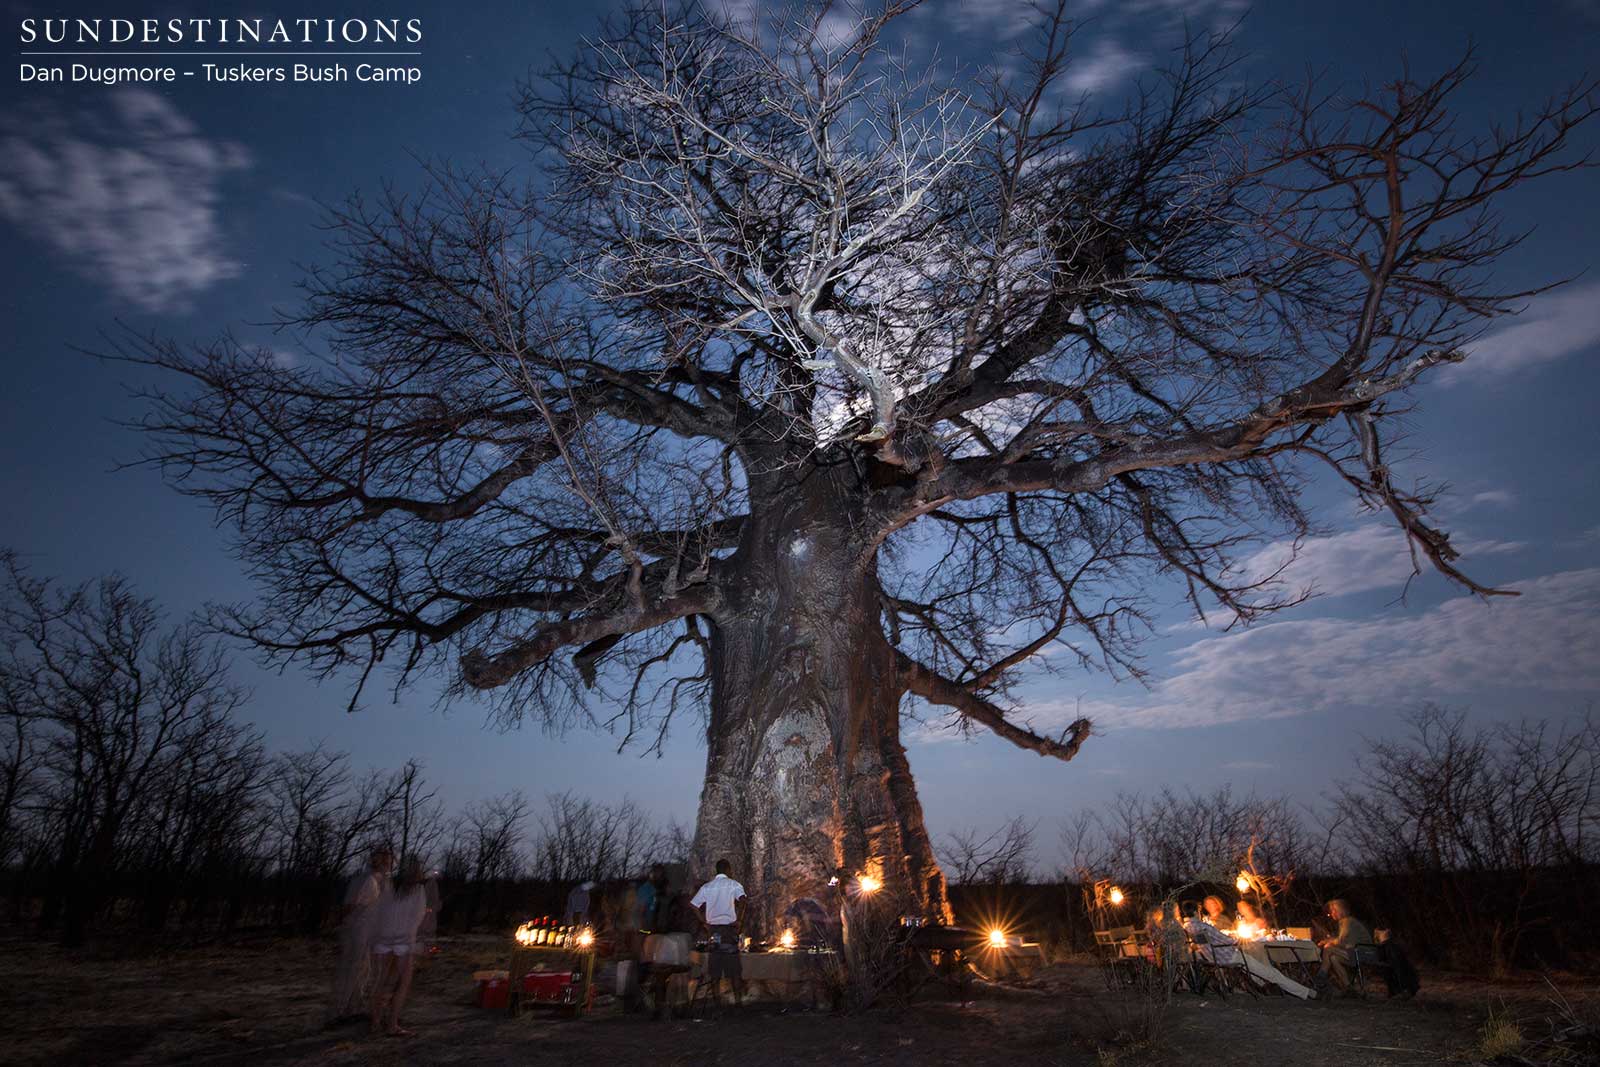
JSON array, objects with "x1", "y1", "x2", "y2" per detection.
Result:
[
  {"x1": 459, "y1": 791, "x2": 531, "y2": 885},
  {"x1": 1064, "y1": 786, "x2": 1311, "y2": 892},
  {"x1": 372, "y1": 758, "x2": 448, "y2": 866},
  {"x1": 0, "y1": 697, "x2": 40, "y2": 872},
  {"x1": 120, "y1": 1, "x2": 1596, "y2": 927},
  {"x1": 1333, "y1": 704, "x2": 1600, "y2": 972},
  {"x1": 0, "y1": 553, "x2": 259, "y2": 943},
  {"x1": 939, "y1": 816, "x2": 1037, "y2": 885},
  {"x1": 531, "y1": 790, "x2": 669, "y2": 883}
]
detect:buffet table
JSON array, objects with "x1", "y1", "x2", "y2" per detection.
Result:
[{"x1": 687, "y1": 949, "x2": 833, "y2": 1004}]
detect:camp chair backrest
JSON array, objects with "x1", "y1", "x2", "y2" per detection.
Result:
[{"x1": 1353, "y1": 944, "x2": 1387, "y2": 966}]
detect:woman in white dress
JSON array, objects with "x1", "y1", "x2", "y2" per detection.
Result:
[
  {"x1": 330, "y1": 846, "x2": 392, "y2": 1021},
  {"x1": 369, "y1": 856, "x2": 432, "y2": 1036}
]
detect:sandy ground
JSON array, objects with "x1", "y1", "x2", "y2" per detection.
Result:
[{"x1": 0, "y1": 932, "x2": 1594, "y2": 1065}]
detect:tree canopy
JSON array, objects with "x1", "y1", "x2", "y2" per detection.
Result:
[{"x1": 126, "y1": 2, "x2": 1596, "y2": 764}]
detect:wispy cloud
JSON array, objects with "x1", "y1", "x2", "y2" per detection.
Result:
[
  {"x1": 1168, "y1": 522, "x2": 1524, "y2": 632},
  {"x1": 1470, "y1": 489, "x2": 1516, "y2": 509},
  {"x1": 1234, "y1": 524, "x2": 1427, "y2": 602},
  {"x1": 942, "y1": 0, "x2": 1046, "y2": 40},
  {"x1": 1439, "y1": 281, "x2": 1600, "y2": 386},
  {"x1": 1042, "y1": 567, "x2": 1600, "y2": 731},
  {"x1": 0, "y1": 90, "x2": 249, "y2": 313},
  {"x1": 1062, "y1": 38, "x2": 1146, "y2": 94}
]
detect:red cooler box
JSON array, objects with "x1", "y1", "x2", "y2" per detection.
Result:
[
  {"x1": 520, "y1": 969, "x2": 582, "y2": 1005},
  {"x1": 474, "y1": 970, "x2": 510, "y2": 1010}
]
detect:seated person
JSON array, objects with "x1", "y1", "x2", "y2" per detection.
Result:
[
  {"x1": 1184, "y1": 907, "x2": 1242, "y2": 966},
  {"x1": 1316, "y1": 898, "x2": 1373, "y2": 993},
  {"x1": 1142, "y1": 905, "x2": 1172, "y2": 961},
  {"x1": 1235, "y1": 898, "x2": 1268, "y2": 937},
  {"x1": 1374, "y1": 927, "x2": 1421, "y2": 999},
  {"x1": 1143, "y1": 902, "x2": 1189, "y2": 985},
  {"x1": 1201, "y1": 895, "x2": 1235, "y2": 930}
]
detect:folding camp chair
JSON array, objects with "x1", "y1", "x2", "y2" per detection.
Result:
[
  {"x1": 1348, "y1": 943, "x2": 1393, "y2": 998},
  {"x1": 1092, "y1": 929, "x2": 1123, "y2": 990}
]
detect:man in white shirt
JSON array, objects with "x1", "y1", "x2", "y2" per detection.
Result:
[{"x1": 690, "y1": 859, "x2": 747, "y2": 1006}]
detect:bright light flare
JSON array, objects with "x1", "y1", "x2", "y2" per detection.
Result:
[
  {"x1": 987, "y1": 927, "x2": 1007, "y2": 948},
  {"x1": 576, "y1": 927, "x2": 595, "y2": 948},
  {"x1": 857, "y1": 874, "x2": 881, "y2": 894},
  {"x1": 1236, "y1": 872, "x2": 1251, "y2": 893},
  {"x1": 514, "y1": 921, "x2": 536, "y2": 946},
  {"x1": 1108, "y1": 886, "x2": 1125, "y2": 906},
  {"x1": 779, "y1": 929, "x2": 796, "y2": 949}
]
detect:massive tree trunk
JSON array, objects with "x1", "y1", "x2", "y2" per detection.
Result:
[{"x1": 689, "y1": 464, "x2": 950, "y2": 935}]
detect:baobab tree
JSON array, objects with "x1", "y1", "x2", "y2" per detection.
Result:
[{"x1": 124, "y1": 3, "x2": 1594, "y2": 930}]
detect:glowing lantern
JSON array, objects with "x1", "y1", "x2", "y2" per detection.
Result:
[
  {"x1": 858, "y1": 874, "x2": 881, "y2": 894},
  {"x1": 779, "y1": 929, "x2": 796, "y2": 950},
  {"x1": 1236, "y1": 872, "x2": 1251, "y2": 893},
  {"x1": 987, "y1": 928, "x2": 1007, "y2": 948},
  {"x1": 1108, "y1": 886, "x2": 1125, "y2": 906},
  {"x1": 576, "y1": 927, "x2": 595, "y2": 948}
]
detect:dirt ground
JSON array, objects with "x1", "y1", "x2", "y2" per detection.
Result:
[{"x1": 0, "y1": 932, "x2": 1594, "y2": 1066}]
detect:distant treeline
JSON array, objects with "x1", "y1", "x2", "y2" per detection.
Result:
[
  {"x1": 943, "y1": 704, "x2": 1600, "y2": 974},
  {"x1": 4, "y1": 560, "x2": 1597, "y2": 973},
  {"x1": 0, "y1": 555, "x2": 687, "y2": 946}
]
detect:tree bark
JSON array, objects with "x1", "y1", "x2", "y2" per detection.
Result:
[{"x1": 689, "y1": 466, "x2": 950, "y2": 935}]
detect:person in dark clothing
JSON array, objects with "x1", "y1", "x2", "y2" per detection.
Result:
[{"x1": 1374, "y1": 927, "x2": 1421, "y2": 998}]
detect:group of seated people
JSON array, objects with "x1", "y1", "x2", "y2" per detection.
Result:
[{"x1": 1139, "y1": 895, "x2": 1419, "y2": 1001}]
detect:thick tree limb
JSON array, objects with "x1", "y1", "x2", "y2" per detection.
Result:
[
  {"x1": 898, "y1": 652, "x2": 1091, "y2": 762},
  {"x1": 461, "y1": 583, "x2": 720, "y2": 691}
]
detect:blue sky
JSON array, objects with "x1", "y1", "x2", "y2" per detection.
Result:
[{"x1": 2, "y1": 0, "x2": 1597, "y2": 868}]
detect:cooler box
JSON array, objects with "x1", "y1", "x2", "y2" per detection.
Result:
[
  {"x1": 474, "y1": 970, "x2": 510, "y2": 1010},
  {"x1": 521, "y1": 969, "x2": 581, "y2": 1004}
]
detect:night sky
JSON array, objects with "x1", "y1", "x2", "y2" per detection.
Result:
[{"x1": 2, "y1": 0, "x2": 1597, "y2": 868}]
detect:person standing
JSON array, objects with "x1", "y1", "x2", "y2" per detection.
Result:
[
  {"x1": 564, "y1": 880, "x2": 596, "y2": 928},
  {"x1": 330, "y1": 845, "x2": 393, "y2": 1023},
  {"x1": 690, "y1": 859, "x2": 747, "y2": 1007},
  {"x1": 368, "y1": 856, "x2": 431, "y2": 1037},
  {"x1": 636, "y1": 864, "x2": 665, "y2": 933}
]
